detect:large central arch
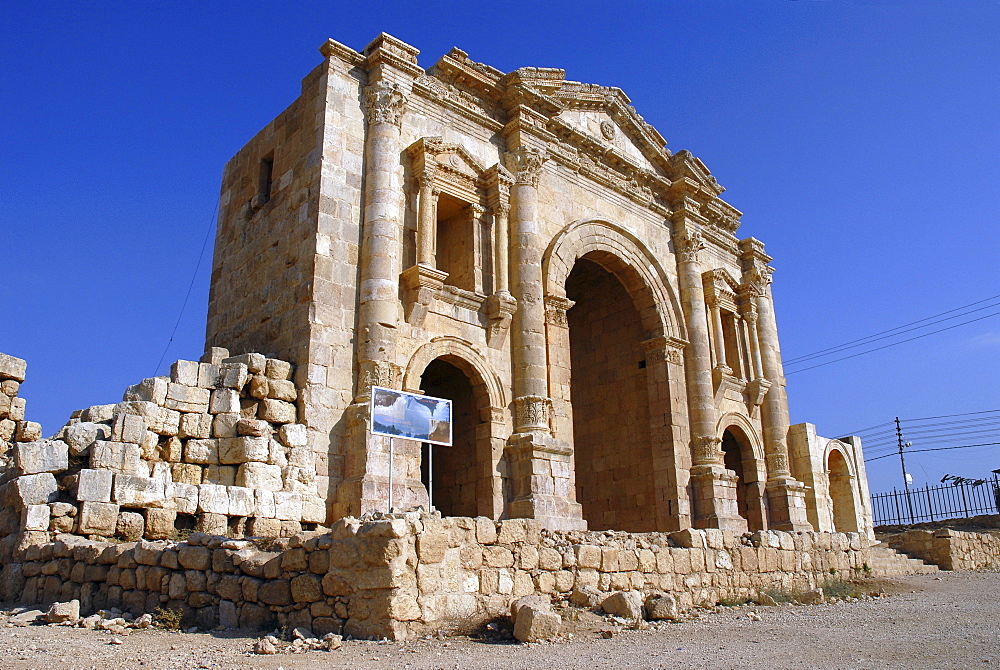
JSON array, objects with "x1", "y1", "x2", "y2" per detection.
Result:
[{"x1": 543, "y1": 219, "x2": 690, "y2": 531}]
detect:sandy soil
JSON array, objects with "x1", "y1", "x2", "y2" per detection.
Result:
[{"x1": 2, "y1": 571, "x2": 998, "y2": 670}]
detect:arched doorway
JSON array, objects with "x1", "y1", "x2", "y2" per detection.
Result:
[
  {"x1": 827, "y1": 449, "x2": 858, "y2": 532},
  {"x1": 419, "y1": 358, "x2": 481, "y2": 518},
  {"x1": 567, "y1": 257, "x2": 655, "y2": 532},
  {"x1": 721, "y1": 427, "x2": 765, "y2": 531}
]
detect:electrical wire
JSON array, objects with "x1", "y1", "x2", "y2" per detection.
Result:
[{"x1": 864, "y1": 442, "x2": 1000, "y2": 462}]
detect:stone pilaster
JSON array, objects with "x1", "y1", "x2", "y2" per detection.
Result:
[
  {"x1": 740, "y1": 238, "x2": 812, "y2": 531},
  {"x1": 502, "y1": 145, "x2": 584, "y2": 530},
  {"x1": 674, "y1": 221, "x2": 746, "y2": 532},
  {"x1": 486, "y1": 169, "x2": 516, "y2": 348}
]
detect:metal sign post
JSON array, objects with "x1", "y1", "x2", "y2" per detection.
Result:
[{"x1": 369, "y1": 386, "x2": 453, "y2": 514}]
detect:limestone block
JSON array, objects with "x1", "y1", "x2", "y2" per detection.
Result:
[
  {"x1": 171, "y1": 463, "x2": 203, "y2": 485},
  {"x1": 240, "y1": 398, "x2": 259, "y2": 419},
  {"x1": 165, "y1": 383, "x2": 210, "y2": 413},
  {"x1": 249, "y1": 375, "x2": 269, "y2": 399},
  {"x1": 209, "y1": 389, "x2": 240, "y2": 415},
  {"x1": 213, "y1": 412, "x2": 240, "y2": 438},
  {"x1": 269, "y1": 439, "x2": 288, "y2": 467},
  {"x1": 90, "y1": 441, "x2": 143, "y2": 474},
  {"x1": 301, "y1": 496, "x2": 326, "y2": 524},
  {"x1": 64, "y1": 422, "x2": 110, "y2": 456},
  {"x1": 116, "y1": 512, "x2": 145, "y2": 540},
  {"x1": 0, "y1": 353, "x2": 27, "y2": 382},
  {"x1": 15, "y1": 440, "x2": 69, "y2": 474},
  {"x1": 602, "y1": 590, "x2": 644, "y2": 619},
  {"x1": 115, "y1": 400, "x2": 160, "y2": 419},
  {"x1": 267, "y1": 380, "x2": 297, "y2": 402},
  {"x1": 144, "y1": 508, "x2": 176, "y2": 540},
  {"x1": 123, "y1": 377, "x2": 169, "y2": 405},
  {"x1": 512, "y1": 598, "x2": 560, "y2": 643},
  {"x1": 198, "y1": 362, "x2": 220, "y2": 388},
  {"x1": 288, "y1": 446, "x2": 315, "y2": 469},
  {"x1": 219, "y1": 436, "x2": 269, "y2": 464},
  {"x1": 278, "y1": 423, "x2": 308, "y2": 448},
  {"x1": 0, "y1": 418, "x2": 14, "y2": 442},
  {"x1": 179, "y1": 413, "x2": 212, "y2": 439},
  {"x1": 170, "y1": 360, "x2": 201, "y2": 387},
  {"x1": 291, "y1": 574, "x2": 322, "y2": 602},
  {"x1": 236, "y1": 462, "x2": 282, "y2": 491},
  {"x1": 205, "y1": 464, "x2": 236, "y2": 486},
  {"x1": 1, "y1": 379, "x2": 18, "y2": 395},
  {"x1": 22, "y1": 504, "x2": 50, "y2": 531},
  {"x1": 265, "y1": 358, "x2": 293, "y2": 381},
  {"x1": 169, "y1": 482, "x2": 199, "y2": 515},
  {"x1": 178, "y1": 544, "x2": 211, "y2": 570},
  {"x1": 9, "y1": 397, "x2": 26, "y2": 422},
  {"x1": 249, "y1": 517, "x2": 281, "y2": 537},
  {"x1": 150, "y1": 461, "x2": 172, "y2": 484},
  {"x1": 476, "y1": 517, "x2": 498, "y2": 544},
  {"x1": 224, "y1": 353, "x2": 265, "y2": 374},
  {"x1": 81, "y1": 404, "x2": 116, "y2": 423},
  {"x1": 77, "y1": 501, "x2": 119, "y2": 535},
  {"x1": 254, "y1": 490, "x2": 276, "y2": 518},
  {"x1": 15, "y1": 421, "x2": 42, "y2": 443},
  {"x1": 77, "y1": 469, "x2": 113, "y2": 502},
  {"x1": 198, "y1": 484, "x2": 229, "y2": 515},
  {"x1": 197, "y1": 511, "x2": 229, "y2": 535},
  {"x1": 14, "y1": 473, "x2": 58, "y2": 505},
  {"x1": 0, "y1": 393, "x2": 9, "y2": 420},
  {"x1": 217, "y1": 362, "x2": 249, "y2": 390},
  {"x1": 113, "y1": 474, "x2": 166, "y2": 508},
  {"x1": 645, "y1": 592, "x2": 679, "y2": 620},
  {"x1": 160, "y1": 436, "x2": 183, "y2": 462},
  {"x1": 236, "y1": 418, "x2": 270, "y2": 437},
  {"x1": 575, "y1": 545, "x2": 602, "y2": 569},
  {"x1": 273, "y1": 492, "x2": 302, "y2": 521},
  {"x1": 227, "y1": 486, "x2": 254, "y2": 516},
  {"x1": 184, "y1": 438, "x2": 219, "y2": 464},
  {"x1": 259, "y1": 399, "x2": 296, "y2": 424},
  {"x1": 569, "y1": 585, "x2": 602, "y2": 608},
  {"x1": 112, "y1": 414, "x2": 147, "y2": 444}
]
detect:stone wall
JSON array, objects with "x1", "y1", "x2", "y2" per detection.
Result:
[
  {"x1": 0, "y1": 512, "x2": 918, "y2": 641},
  {"x1": 883, "y1": 528, "x2": 1000, "y2": 571},
  {"x1": 0, "y1": 349, "x2": 326, "y2": 548}
]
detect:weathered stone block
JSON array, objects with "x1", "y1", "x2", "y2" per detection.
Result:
[
  {"x1": 236, "y1": 462, "x2": 282, "y2": 491},
  {"x1": 113, "y1": 474, "x2": 166, "y2": 508},
  {"x1": 219, "y1": 436, "x2": 269, "y2": 464},
  {"x1": 258, "y1": 399, "x2": 296, "y2": 423},
  {"x1": 165, "y1": 383, "x2": 210, "y2": 413},
  {"x1": 236, "y1": 418, "x2": 270, "y2": 437},
  {"x1": 15, "y1": 439, "x2": 69, "y2": 474},
  {"x1": 301, "y1": 496, "x2": 326, "y2": 524},
  {"x1": 248, "y1": 517, "x2": 281, "y2": 537},
  {"x1": 602, "y1": 590, "x2": 644, "y2": 619},
  {"x1": 116, "y1": 512, "x2": 145, "y2": 540},
  {"x1": 112, "y1": 414, "x2": 147, "y2": 444},
  {"x1": 64, "y1": 422, "x2": 111, "y2": 456},
  {"x1": 22, "y1": 504, "x2": 50, "y2": 531},
  {"x1": 171, "y1": 463, "x2": 203, "y2": 485},
  {"x1": 77, "y1": 501, "x2": 119, "y2": 535},
  {"x1": 169, "y1": 482, "x2": 199, "y2": 515},
  {"x1": 179, "y1": 412, "x2": 212, "y2": 439},
  {"x1": 90, "y1": 441, "x2": 143, "y2": 474},
  {"x1": 267, "y1": 379, "x2": 297, "y2": 402},
  {"x1": 184, "y1": 438, "x2": 219, "y2": 464},
  {"x1": 170, "y1": 360, "x2": 200, "y2": 386},
  {"x1": 178, "y1": 545, "x2": 211, "y2": 570},
  {"x1": 291, "y1": 574, "x2": 322, "y2": 602},
  {"x1": 253, "y1": 489, "x2": 275, "y2": 518},
  {"x1": 209, "y1": 389, "x2": 240, "y2": 415},
  {"x1": 227, "y1": 486, "x2": 254, "y2": 516},
  {"x1": 198, "y1": 484, "x2": 229, "y2": 515},
  {"x1": 217, "y1": 362, "x2": 249, "y2": 389},
  {"x1": 0, "y1": 353, "x2": 27, "y2": 382},
  {"x1": 273, "y1": 492, "x2": 302, "y2": 521},
  {"x1": 144, "y1": 508, "x2": 176, "y2": 540},
  {"x1": 205, "y1": 464, "x2": 236, "y2": 485},
  {"x1": 212, "y1": 412, "x2": 240, "y2": 438},
  {"x1": 123, "y1": 377, "x2": 169, "y2": 405},
  {"x1": 264, "y1": 358, "x2": 293, "y2": 381},
  {"x1": 14, "y1": 421, "x2": 42, "y2": 442},
  {"x1": 224, "y1": 353, "x2": 265, "y2": 374},
  {"x1": 77, "y1": 468, "x2": 113, "y2": 502},
  {"x1": 645, "y1": 592, "x2": 679, "y2": 620},
  {"x1": 277, "y1": 423, "x2": 307, "y2": 447},
  {"x1": 14, "y1": 473, "x2": 59, "y2": 505},
  {"x1": 81, "y1": 404, "x2": 115, "y2": 423}
]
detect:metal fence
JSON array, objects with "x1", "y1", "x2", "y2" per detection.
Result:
[{"x1": 871, "y1": 474, "x2": 1000, "y2": 526}]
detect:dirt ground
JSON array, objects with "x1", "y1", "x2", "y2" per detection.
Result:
[{"x1": 2, "y1": 571, "x2": 998, "y2": 670}]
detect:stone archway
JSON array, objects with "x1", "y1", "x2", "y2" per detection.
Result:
[
  {"x1": 403, "y1": 338, "x2": 508, "y2": 519},
  {"x1": 827, "y1": 447, "x2": 859, "y2": 532},
  {"x1": 543, "y1": 220, "x2": 688, "y2": 531},
  {"x1": 720, "y1": 423, "x2": 767, "y2": 532}
]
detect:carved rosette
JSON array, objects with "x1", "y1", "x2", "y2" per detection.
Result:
[
  {"x1": 503, "y1": 147, "x2": 547, "y2": 188},
  {"x1": 544, "y1": 295, "x2": 575, "y2": 329},
  {"x1": 363, "y1": 82, "x2": 407, "y2": 127},
  {"x1": 514, "y1": 395, "x2": 552, "y2": 433},
  {"x1": 692, "y1": 435, "x2": 723, "y2": 465},
  {"x1": 357, "y1": 360, "x2": 400, "y2": 399},
  {"x1": 672, "y1": 227, "x2": 705, "y2": 264}
]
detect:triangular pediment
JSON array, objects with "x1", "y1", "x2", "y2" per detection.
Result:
[{"x1": 407, "y1": 137, "x2": 488, "y2": 180}]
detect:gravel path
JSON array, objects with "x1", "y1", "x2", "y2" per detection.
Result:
[{"x1": 2, "y1": 571, "x2": 998, "y2": 669}]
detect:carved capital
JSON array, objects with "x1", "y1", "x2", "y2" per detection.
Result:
[
  {"x1": 513, "y1": 395, "x2": 552, "y2": 433},
  {"x1": 364, "y1": 82, "x2": 407, "y2": 127},
  {"x1": 544, "y1": 295, "x2": 575, "y2": 328},
  {"x1": 766, "y1": 450, "x2": 790, "y2": 477},
  {"x1": 417, "y1": 166, "x2": 437, "y2": 188},
  {"x1": 493, "y1": 202, "x2": 511, "y2": 219},
  {"x1": 503, "y1": 147, "x2": 547, "y2": 187},
  {"x1": 468, "y1": 203, "x2": 487, "y2": 219},
  {"x1": 692, "y1": 435, "x2": 723, "y2": 465},
  {"x1": 741, "y1": 266, "x2": 774, "y2": 298},
  {"x1": 673, "y1": 226, "x2": 705, "y2": 264},
  {"x1": 357, "y1": 360, "x2": 400, "y2": 400}
]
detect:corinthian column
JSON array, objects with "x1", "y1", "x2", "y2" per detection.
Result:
[
  {"x1": 501, "y1": 145, "x2": 584, "y2": 530},
  {"x1": 674, "y1": 222, "x2": 746, "y2": 532},
  {"x1": 740, "y1": 238, "x2": 812, "y2": 531}
]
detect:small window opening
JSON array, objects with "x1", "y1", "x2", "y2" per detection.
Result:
[{"x1": 257, "y1": 155, "x2": 274, "y2": 205}]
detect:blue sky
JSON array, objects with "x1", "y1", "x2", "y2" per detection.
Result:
[{"x1": 3, "y1": 1, "x2": 998, "y2": 494}]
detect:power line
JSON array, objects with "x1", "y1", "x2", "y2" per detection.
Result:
[
  {"x1": 903, "y1": 408, "x2": 1000, "y2": 423},
  {"x1": 784, "y1": 298, "x2": 1000, "y2": 365},
  {"x1": 865, "y1": 442, "x2": 1000, "y2": 463},
  {"x1": 784, "y1": 309, "x2": 1000, "y2": 375},
  {"x1": 783, "y1": 293, "x2": 1000, "y2": 365}
]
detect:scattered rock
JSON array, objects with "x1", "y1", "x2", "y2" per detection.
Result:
[
  {"x1": 645, "y1": 592, "x2": 680, "y2": 621},
  {"x1": 513, "y1": 606, "x2": 562, "y2": 643},
  {"x1": 756, "y1": 592, "x2": 778, "y2": 606},
  {"x1": 569, "y1": 585, "x2": 602, "y2": 609},
  {"x1": 45, "y1": 599, "x2": 80, "y2": 624},
  {"x1": 799, "y1": 588, "x2": 825, "y2": 605},
  {"x1": 254, "y1": 637, "x2": 278, "y2": 655},
  {"x1": 10, "y1": 609, "x2": 44, "y2": 626},
  {"x1": 602, "y1": 590, "x2": 644, "y2": 620}
]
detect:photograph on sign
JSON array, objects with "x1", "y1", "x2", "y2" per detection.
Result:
[{"x1": 370, "y1": 386, "x2": 453, "y2": 446}]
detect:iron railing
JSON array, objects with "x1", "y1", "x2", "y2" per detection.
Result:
[{"x1": 871, "y1": 474, "x2": 1000, "y2": 526}]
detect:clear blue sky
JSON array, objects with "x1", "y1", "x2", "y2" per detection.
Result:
[{"x1": 3, "y1": 1, "x2": 998, "y2": 494}]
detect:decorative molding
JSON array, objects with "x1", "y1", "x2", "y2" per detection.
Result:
[
  {"x1": 486, "y1": 291, "x2": 517, "y2": 348},
  {"x1": 513, "y1": 395, "x2": 552, "y2": 433},
  {"x1": 672, "y1": 226, "x2": 705, "y2": 264},
  {"x1": 692, "y1": 435, "x2": 723, "y2": 465},
  {"x1": 503, "y1": 147, "x2": 548, "y2": 187},
  {"x1": 358, "y1": 360, "x2": 399, "y2": 399},
  {"x1": 741, "y1": 266, "x2": 774, "y2": 298},
  {"x1": 544, "y1": 295, "x2": 575, "y2": 328},
  {"x1": 400, "y1": 264, "x2": 449, "y2": 327},
  {"x1": 364, "y1": 82, "x2": 407, "y2": 127}
]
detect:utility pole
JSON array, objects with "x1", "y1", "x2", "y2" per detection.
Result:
[{"x1": 895, "y1": 417, "x2": 915, "y2": 523}]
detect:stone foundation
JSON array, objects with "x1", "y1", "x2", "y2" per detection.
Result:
[{"x1": 882, "y1": 528, "x2": 1000, "y2": 571}]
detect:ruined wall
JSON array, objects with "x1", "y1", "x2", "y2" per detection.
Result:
[
  {"x1": 0, "y1": 513, "x2": 934, "y2": 641},
  {"x1": 0, "y1": 350, "x2": 326, "y2": 551},
  {"x1": 883, "y1": 528, "x2": 1000, "y2": 571}
]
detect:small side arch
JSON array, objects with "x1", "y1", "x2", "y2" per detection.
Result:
[
  {"x1": 717, "y1": 414, "x2": 767, "y2": 532},
  {"x1": 402, "y1": 336, "x2": 507, "y2": 413},
  {"x1": 825, "y1": 440, "x2": 860, "y2": 533}
]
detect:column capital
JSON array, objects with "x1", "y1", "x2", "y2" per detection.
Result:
[
  {"x1": 513, "y1": 395, "x2": 552, "y2": 433},
  {"x1": 672, "y1": 225, "x2": 705, "y2": 264},
  {"x1": 503, "y1": 147, "x2": 548, "y2": 187},
  {"x1": 493, "y1": 201, "x2": 511, "y2": 218},
  {"x1": 364, "y1": 82, "x2": 407, "y2": 127},
  {"x1": 467, "y1": 203, "x2": 487, "y2": 219},
  {"x1": 740, "y1": 265, "x2": 773, "y2": 298},
  {"x1": 544, "y1": 295, "x2": 575, "y2": 328},
  {"x1": 692, "y1": 435, "x2": 723, "y2": 466}
]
